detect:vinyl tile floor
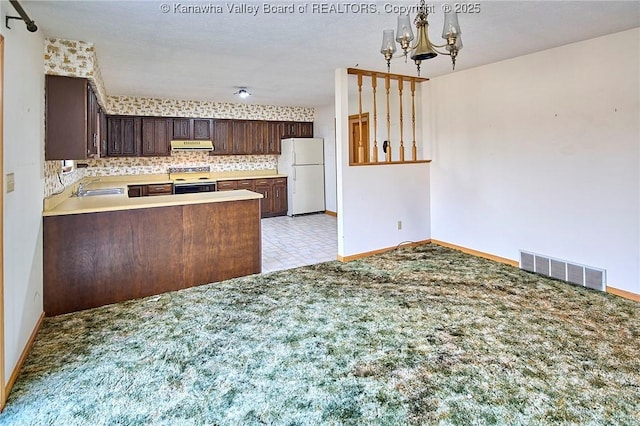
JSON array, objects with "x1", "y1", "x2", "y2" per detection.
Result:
[{"x1": 262, "y1": 213, "x2": 338, "y2": 273}]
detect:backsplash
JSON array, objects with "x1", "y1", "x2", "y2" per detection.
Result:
[{"x1": 44, "y1": 154, "x2": 277, "y2": 197}]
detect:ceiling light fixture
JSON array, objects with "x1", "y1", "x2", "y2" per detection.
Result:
[
  {"x1": 380, "y1": 0, "x2": 462, "y2": 75},
  {"x1": 234, "y1": 88, "x2": 251, "y2": 99}
]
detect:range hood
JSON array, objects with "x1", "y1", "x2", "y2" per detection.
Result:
[{"x1": 170, "y1": 140, "x2": 214, "y2": 152}]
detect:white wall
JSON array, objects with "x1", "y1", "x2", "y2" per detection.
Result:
[
  {"x1": 1, "y1": 4, "x2": 45, "y2": 386},
  {"x1": 429, "y1": 28, "x2": 640, "y2": 295},
  {"x1": 336, "y1": 70, "x2": 430, "y2": 257},
  {"x1": 314, "y1": 104, "x2": 337, "y2": 213}
]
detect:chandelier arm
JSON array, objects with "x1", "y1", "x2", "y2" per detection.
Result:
[{"x1": 431, "y1": 47, "x2": 452, "y2": 56}]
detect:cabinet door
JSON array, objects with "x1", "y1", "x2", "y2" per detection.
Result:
[
  {"x1": 212, "y1": 119, "x2": 233, "y2": 155},
  {"x1": 45, "y1": 75, "x2": 89, "y2": 160},
  {"x1": 142, "y1": 118, "x2": 172, "y2": 156},
  {"x1": 247, "y1": 121, "x2": 267, "y2": 155},
  {"x1": 193, "y1": 119, "x2": 213, "y2": 140},
  {"x1": 107, "y1": 117, "x2": 121, "y2": 155},
  {"x1": 232, "y1": 121, "x2": 249, "y2": 154},
  {"x1": 86, "y1": 84, "x2": 99, "y2": 157},
  {"x1": 107, "y1": 116, "x2": 141, "y2": 157},
  {"x1": 298, "y1": 122, "x2": 314, "y2": 138},
  {"x1": 266, "y1": 121, "x2": 285, "y2": 154},
  {"x1": 281, "y1": 122, "x2": 297, "y2": 139},
  {"x1": 98, "y1": 107, "x2": 108, "y2": 157},
  {"x1": 272, "y1": 179, "x2": 288, "y2": 216},
  {"x1": 254, "y1": 183, "x2": 272, "y2": 217},
  {"x1": 173, "y1": 119, "x2": 190, "y2": 139}
]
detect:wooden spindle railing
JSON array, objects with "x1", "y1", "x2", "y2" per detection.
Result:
[
  {"x1": 411, "y1": 79, "x2": 417, "y2": 161},
  {"x1": 371, "y1": 73, "x2": 378, "y2": 163},
  {"x1": 357, "y1": 74, "x2": 364, "y2": 163},
  {"x1": 385, "y1": 74, "x2": 391, "y2": 162},
  {"x1": 347, "y1": 68, "x2": 428, "y2": 165},
  {"x1": 398, "y1": 76, "x2": 405, "y2": 162}
]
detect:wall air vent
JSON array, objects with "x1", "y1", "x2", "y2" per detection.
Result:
[{"x1": 519, "y1": 250, "x2": 606, "y2": 292}]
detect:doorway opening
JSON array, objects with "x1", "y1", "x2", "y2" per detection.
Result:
[{"x1": 348, "y1": 113, "x2": 369, "y2": 164}]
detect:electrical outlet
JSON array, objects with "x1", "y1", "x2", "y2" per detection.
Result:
[
  {"x1": 6, "y1": 173, "x2": 15, "y2": 193},
  {"x1": 397, "y1": 220, "x2": 402, "y2": 230}
]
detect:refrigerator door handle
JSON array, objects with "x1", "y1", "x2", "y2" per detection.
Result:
[
  {"x1": 293, "y1": 150, "x2": 296, "y2": 165},
  {"x1": 292, "y1": 169, "x2": 296, "y2": 193}
]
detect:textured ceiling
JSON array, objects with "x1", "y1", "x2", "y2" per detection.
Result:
[{"x1": 21, "y1": 0, "x2": 640, "y2": 107}]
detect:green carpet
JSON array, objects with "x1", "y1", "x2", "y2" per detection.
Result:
[{"x1": 1, "y1": 244, "x2": 638, "y2": 425}]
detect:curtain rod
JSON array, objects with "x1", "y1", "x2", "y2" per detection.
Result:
[{"x1": 6, "y1": 0, "x2": 38, "y2": 32}]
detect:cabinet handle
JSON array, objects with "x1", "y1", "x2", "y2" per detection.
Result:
[{"x1": 276, "y1": 189, "x2": 279, "y2": 198}]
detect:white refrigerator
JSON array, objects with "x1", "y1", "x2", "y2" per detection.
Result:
[{"x1": 277, "y1": 138, "x2": 325, "y2": 216}]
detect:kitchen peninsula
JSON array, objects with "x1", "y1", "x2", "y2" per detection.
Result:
[{"x1": 43, "y1": 178, "x2": 263, "y2": 316}]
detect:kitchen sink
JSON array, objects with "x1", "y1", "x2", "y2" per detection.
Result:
[{"x1": 75, "y1": 187, "x2": 125, "y2": 197}]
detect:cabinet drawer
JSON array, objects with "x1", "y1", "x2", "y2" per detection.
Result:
[
  {"x1": 128, "y1": 185, "x2": 145, "y2": 198},
  {"x1": 147, "y1": 183, "x2": 173, "y2": 195},
  {"x1": 217, "y1": 181, "x2": 238, "y2": 191},
  {"x1": 254, "y1": 179, "x2": 271, "y2": 187},
  {"x1": 236, "y1": 180, "x2": 255, "y2": 190},
  {"x1": 273, "y1": 178, "x2": 286, "y2": 185}
]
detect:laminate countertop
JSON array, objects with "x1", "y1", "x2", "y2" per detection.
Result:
[
  {"x1": 42, "y1": 173, "x2": 294, "y2": 217},
  {"x1": 43, "y1": 188, "x2": 263, "y2": 217}
]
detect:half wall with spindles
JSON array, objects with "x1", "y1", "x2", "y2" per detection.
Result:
[{"x1": 346, "y1": 68, "x2": 431, "y2": 166}]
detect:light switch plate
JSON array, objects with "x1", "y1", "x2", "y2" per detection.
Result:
[{"x1": 6, "y1": 173, "x2": 15, "y2": 193}]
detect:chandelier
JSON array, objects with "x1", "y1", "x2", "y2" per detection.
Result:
[{"x1": 380, "y1": 0, "x2": 462, "y2": 75}]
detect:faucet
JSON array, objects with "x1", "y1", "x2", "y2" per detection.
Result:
[{"x1": 76, "y1": 177, "x2": 101, "y2": 196}]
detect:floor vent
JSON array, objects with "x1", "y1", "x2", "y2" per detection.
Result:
[{"x1": 519, "y1": 250, "x2": 606, "y2": 291}]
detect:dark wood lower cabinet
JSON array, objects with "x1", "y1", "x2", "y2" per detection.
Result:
[
  {"x1": 127, "y1": 183, "x2": 173, "y2": 197},
  {"x1": 272, "y1": 178, "x2": 288, "y2": 216},
  {"x1": 217, "y1": 177, "x2": 287, "y2": 218},
  {"x1": 43, "y1": 199, "x2": 261, "y2": 316}
]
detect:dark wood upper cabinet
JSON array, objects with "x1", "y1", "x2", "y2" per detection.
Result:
[
  {"x1": 232, "y1": 120, "x2": 248, "y2": 154},
  {"x1": 193, "y1": 119, "x2": 213, "y2": 140},
  {"x1": 212, "y1": 119, "x2": 233, "y2": 155},
  {"x1": 247, "y1": 120, "x2": 267, "y2": 155},
  {"x1": 86, "y1": 84, "x2": 100, "y2": 157},
  {"x1": 172, "y1": 118, "x2": 213, "y2": 140},
  {"x1": 173, "y1": 119, "x2": 190, "y2": 139},
  {"x1": 100, "y1": 115, "x2": 312, "y2": 158},
  {"x1": 281, "y1": 121, "x2": 314, "y2": 139},
  {"x1": 267, "y1": 121, "x2": 285, "y2": 154},
  {"x1": 141, "y1": 117, "x2": 172, "y2": 156},
  {"x1": 107, "y1": 116, "x2": 141, "y2": 157},
  {"x1": 298, "y1": 122, "x2": 314, "y2": 138},
  {"x1": 98, "y1": 107, "x2": 108, "y2": 157},
  {"x1": 45, "y1": 75, "x2": 101, "y2": 160}
]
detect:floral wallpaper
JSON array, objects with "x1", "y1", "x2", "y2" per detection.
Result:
[
  {"x1": 44, "y1": 154, "x2": 278, "y2": 197},
  {"x1": 107, "y1": 96, "x2": 314, "y2": 121},
  {"x1": 44, "y1": 38, "x2": 314, "y2": 121},
  {"x1": 44, "y1": 38, "x2": 108, "y2": 110},
  {"x1": 43, "y1": 38, "x2": 314, "y2": 198}
]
